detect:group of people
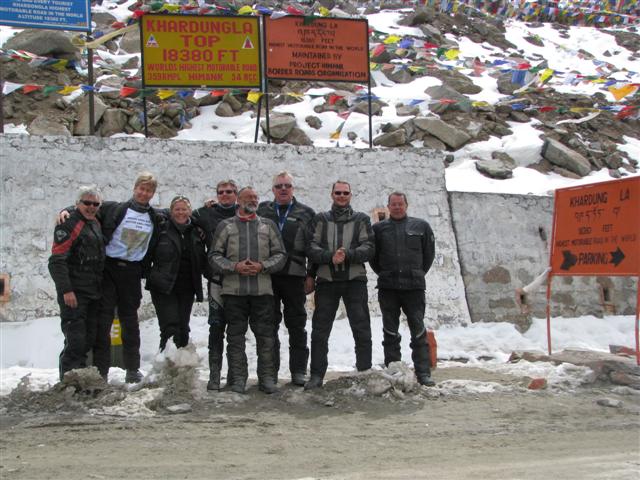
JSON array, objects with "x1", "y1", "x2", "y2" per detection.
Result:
[{"x1": 48, "y1": 170, "x2": 437, "y2": 394}]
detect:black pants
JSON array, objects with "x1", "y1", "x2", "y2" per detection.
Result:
[
  {"x1": 207, "y1": 282, "x2": 227, "y2": 378},
  {"x1": 379, "y1": 288, "x2": 431, "y2": 376},
  {"x1": 223, "y1": 295, "x2": 276, "y2": 386},
  {"x1": 94, "y1": 259, "x2": 143, "y2": 375},
  {"x1": 310, "y1": 281, "x2": 372, "y2": 378},
  {"x1": 272, "y1": 275, "x2": 309, "y2": 376},
  {"x1": 151, "y1": 289, "x2": 195, "y2": 349},
  {"x1": 57, "y1": 292, "x2": 101, "y2": 380}
]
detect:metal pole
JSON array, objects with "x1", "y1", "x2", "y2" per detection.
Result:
[
  {"x1": 0, "y1": 57, "x2": 4, "y2": 134},
  {"x1": 143, "y1": 97, "x2": 148, "y2": 138},
  {"x1": 265, "y1": 82, "x2": 270, "y2": 145},
  {"x1": 636, "y1": 276, "x2": 640, "y2": 365},
  {"x1": 87, "y1": 45, "x2": 95, "y2": 135},
  {"x1": 546, "y1": 273, "x2": 553, "y2": 355},
  {"x1": 367, "y1": 77, "x2": 373, "y2": 149},
  {"x1": 254, "y1": 94, "x2": 262, "y2": 143}
]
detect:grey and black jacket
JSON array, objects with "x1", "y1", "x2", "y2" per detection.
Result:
[
  {"x1": 48, "y1": 210, "x2": 105, "y2": 299},
  {"x1": 209, "y1": 215, "x2": 286, "y2": 296},
  {"x1": 371, "y1": 216, "x2": 435, "y2": 290},
  {"x1": 257, "y1": 197, "x2": 315, "y2": 277},
  {"x1": 306, "y1": 205, "x2": 375, "y2": 283}
]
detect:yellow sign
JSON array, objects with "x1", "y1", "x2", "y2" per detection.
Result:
[
  {"x1": 141, "y1": 14, "x2": 261, "y2": 88},
  {"x1": 110, "y1": 318, "x2": 122, "y2": 346}
]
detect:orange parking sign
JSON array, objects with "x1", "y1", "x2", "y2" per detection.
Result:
[
  {"x1": 140, "y1": 14, "x2": 261, "y2": 88},
  {"x1": 264, "y1": 16, "x2": 369, "y2": 82},
  {"x1": 550, "y1": 177, "x2": 639, "y2": 276}
]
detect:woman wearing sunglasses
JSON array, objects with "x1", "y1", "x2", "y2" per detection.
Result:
[{"x1": 146, "y1": 195, "x2": 210, "y2": 351}]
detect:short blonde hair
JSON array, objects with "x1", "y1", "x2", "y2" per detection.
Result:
[
  {"x1": 272, "y1": 171, "x2": 293, "y2": 185},
  {"x1": 134, "y1": 171, "x2": 158, "y2": 190},
  {"x1": 170, "y1": 195, "x2": 191, "y2": 210}
]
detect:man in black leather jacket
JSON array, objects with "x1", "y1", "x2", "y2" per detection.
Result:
[
  {"x1": 304, "y1": 180, "x2": 375, "y2": 390},
  {"x1": 257, "y1": 171, "x2": 315, "y2": 387},
  {"x1": 192, "y1": 180, "x2": 238, "y2": 391},
  {"x1": 370, "y1": 191, "x2": 436, "y2": 386},
  {"x1": 49, "y1": 185, "x2": 105, "y2": 380}
]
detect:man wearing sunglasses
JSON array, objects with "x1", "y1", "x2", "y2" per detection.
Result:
[
  {"x1": 192, "y1": 179, "x2": 239, "y2": 391},
  {"x1": 58, "y1": 172, "x2": 160, "y2": 383},
  {"x1": 257, "y1": 171, "x2": 315, "y2": 387},
  {"x1": 371, "y1": 192, "x2": 436, "y2": 387},
  {"x1": 49, "y1": 186, "x2": 106, "y2": 381},
  {"x1": 304, "y1": 180, "x2": 375, "y2": 390}
]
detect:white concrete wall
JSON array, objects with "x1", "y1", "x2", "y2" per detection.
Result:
[{"x1": 0, "y1": 134, "x2": 470, "y2": 326}]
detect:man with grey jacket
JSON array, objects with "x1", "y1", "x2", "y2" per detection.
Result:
[{"x1": 209, "y1": 187, "x2": 286, "y2": 394}]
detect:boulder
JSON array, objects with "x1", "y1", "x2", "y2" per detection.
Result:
[
  {"x1": 28, "y1": 115, "x2": 71, "y2": 136},
  {"x1": 396, "y1": 104, "x2": 421, "y2": 117},
  {"x1": 75, "y1": 96, "x2": 108, "y2": 136},
  {"x1": 475, "y1": 158, "x2": 514, "y2": 179},
  {"x1": 284, "y1": 127, "x2": 313, "y2": 146},
  {"x1": 413, "y1": 117, "x2": 471, "y2": 149},
  {"x1": 425, "y1": 85, "x2": 472, "y2": 114},
  {"x1": 261, "y1": 114, "x2": 296, "y2": 139},
  {"x1": 5, "y1": 29, "x2": 79, "y2": 59},
  {"x1": 542, "y1": 138, "x2": 592, "y2": 176},
  {"x1": 305, "y1": 115, "x2": 322, "y2": 129},
  {"x1": 373, "y1": 129, "x2": 407, "y2": 147},
  {"x1": 215, "y1": 102, "x2": 236, "y2": 117},
  {"x1": 100, "y1": 108, "x2": 128, "y2": 137}
]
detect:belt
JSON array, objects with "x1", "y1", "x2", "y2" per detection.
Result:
[{"x1": 106, "y1": 257, "x2": 141, "y2": 267}]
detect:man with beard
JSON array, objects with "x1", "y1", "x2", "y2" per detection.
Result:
[{"x1": 209, "y1": 187, "x2": 286, "y2": 394}]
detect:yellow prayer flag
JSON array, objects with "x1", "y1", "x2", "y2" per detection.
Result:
[
  {"x1": 247, "y1": 91, "x2": 263, "y2": 104},
  {"x1": 238, "y1": 5, "x2": 255, "y2": 14},
  {"x1": 539, "y1": 68, "x2": 554, "y2": 84},
  {"x1": 472, "y1": 101, "x2": 490, "y2": 107},
  {"x1": 51, "y1": 59, "x2": 69, "y2": 71},
  {"x1": 58, "y1": 85, "x2": 80, "y2": 95},
  {"x1": 157, "y1": 89, "x2": 176, "y2": 100},
  {"x1": 330, "y1": 130, "x2": 341, "y2": 140},
  {"x1": 319, "y1": 6, "x2": 330, "y2": 16},
  {"x1": 162, "y1": 3, "x2": 181, "y2": 12},
  {"x1": 444, "y1": 49, "x2": 460, "y2": 60},
  {"x1": 609, "y1": 84, "x2": 638, "y2": 101},
  {"x1": 383, "y1": 35, "x2": 401, "y2": 45}
]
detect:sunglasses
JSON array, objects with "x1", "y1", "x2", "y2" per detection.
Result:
[
  {"x1": 333, "y1": 191, "x2": 351, "y2": 196},
  {"x1": 273, "y1": 183, "x2": 292, "y2": 190},
  {"x1": 80, "y1": 200, "x2": 101, "y2": 207},
  {"x1": 217, "y1": 189, "x2": 236, "y2": 195}
]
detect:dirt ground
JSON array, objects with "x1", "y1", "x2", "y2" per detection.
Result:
[{"x1": 0, "y1": 365, "x2": 639, "y2": 480}]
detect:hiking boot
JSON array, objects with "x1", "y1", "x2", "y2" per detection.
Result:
[
  {"x1": 230, "y1": 383, "x2": 246, "y2": 394},
  {"x1": 258, "y1": 379, "x2": 279, "y2": 394},
  {"x1": 417, "y1": 375, "x2": 435, "y2": 387},
  {"x1": 207, "y1": 367, "x2": 221, "y2": 391},
  {"x1": 304, "y1": 376, "x2": 323, "y2": 391},
  {"x1": 291, "y1": 373, "x2": 306, "y2": 387},
  {"x1": 125, "y1": 369, "x2": 143, "y2": 384}
]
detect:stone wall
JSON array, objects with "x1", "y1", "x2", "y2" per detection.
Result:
[
  {"x1": 449, "y1": 191, "x2": 638, "y2": 329},
  {"x1": 0, "y1": 134, "x2": 470, "y2": 326}
]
